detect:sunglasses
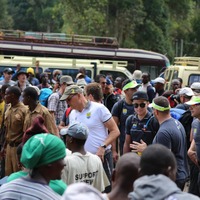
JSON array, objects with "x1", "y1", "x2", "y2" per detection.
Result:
[{"x1": 133, "y1": 103, "x2": 146, "y2": 108}]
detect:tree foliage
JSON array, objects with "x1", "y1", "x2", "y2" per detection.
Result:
[
  {"x1": 1, "y1": 0, "x2": 200, "y2": 60},
  {"x1": 0, "y1": 0, "x2": 13, "y2": 29}
]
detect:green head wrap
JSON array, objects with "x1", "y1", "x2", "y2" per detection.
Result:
[{"x1": 21, "y1": 133, "x2": 66, "y2": 169}]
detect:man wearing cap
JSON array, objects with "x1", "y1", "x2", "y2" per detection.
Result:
[
  {"x1": 47, "y1": 75, "x2": 73, "y2": 125},
  {"x1": 27, "y1": 67, "x2": 39, "y2": 86},
  {"x1": 0, "y1": 68, "x2": 16, "y2": 86},
  {"x1": 191, "y1": 82, "x2": 200, "y2": 94},
  {"x1": 176, "y1": 87, "x2": 194, "y2": 110},
  {"x1": 60, "y1": 85, "x2": 120, "y2": 192},
  {"x1": 14, "y1": 70, "x2": 31, "y2": 93},
  {"x1": 151, "y1": 96, "x2": 189, "y2": 190},
  {"x1": 111, "y1": 79, "x2": 139, "y2": 156},
  {"x1": 186, "y1": 95, "x2": 200, "y2": 150},
  {"x1": 104, "y1": 77, "x2": 121, "y2": 112},
  {"x1": 153, "y1": 77, "x2": 165, "y2": 97},
  {"x1": 187, "y1": 95, "x2": 200, "y2": 196},
  {"x1": 61, "y1": 122, "x2": 110, "y2": 192},
  {"x1": 123, "y1": 91, "x2": 158, "y2": 154}
]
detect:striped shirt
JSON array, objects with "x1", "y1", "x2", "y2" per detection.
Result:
[{"x1": 0, "y1": 177, "x2": 61, "y2": 200}]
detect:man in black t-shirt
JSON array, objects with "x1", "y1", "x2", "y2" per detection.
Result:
[
  {"x1": 111, "y1": 79, "x2": 140, "y2": 156},
  {"x1": 123, "y1": 91, "x2": 157, "y2": 154}
]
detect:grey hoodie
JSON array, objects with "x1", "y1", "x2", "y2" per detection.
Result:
[{"x1": 129, "y1": 175, "x2": 199, "y2": 200}]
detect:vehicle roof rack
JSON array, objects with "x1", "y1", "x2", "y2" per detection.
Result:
[
  {"x1": 174, "y1": 57, "x2": 200, "y2": 67},
  {"x1": 0, "y1": 29, "x2": 119, "y2": 48}
]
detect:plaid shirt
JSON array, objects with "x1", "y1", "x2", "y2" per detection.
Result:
[{"x1": 47, "y1": 92, "x2": 67, "y2": 125}]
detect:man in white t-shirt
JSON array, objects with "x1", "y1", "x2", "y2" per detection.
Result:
[
  {"x1": 61, "y1": 122, "x2": 110, "y2": 192},
  {"x1": 60, "y1": 85, "x2": 120, "y2": 192}
]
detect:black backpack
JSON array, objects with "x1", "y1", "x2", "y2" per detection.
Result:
[{"x1": 170, "y1": 108, "x2": 193, "y2": 149}]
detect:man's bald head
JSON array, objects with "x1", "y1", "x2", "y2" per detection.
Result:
[{"x1": 113, "y1": 152, "x2": 140, "y2": 188}]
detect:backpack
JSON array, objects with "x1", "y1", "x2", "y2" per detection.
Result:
[
  {"x1": 170, "y1": 108, "x2": 193, "y2": 149},
  {"x1": 39, "y1": 88, "x2": 53, "y2": 107}
]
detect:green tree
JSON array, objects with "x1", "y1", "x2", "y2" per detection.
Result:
[
  {"x1": 134, "y1": 0, "x2": 173, "y2": 58},
  {"x1": 8, "y1": 0, "x2": 63, "y2": 32},
  {"x1": 62, "y1": 0, "x2": 108, "y2": 35},
  {"x1": 0, "y1": 0, "x2": 13, "y2": 29}
]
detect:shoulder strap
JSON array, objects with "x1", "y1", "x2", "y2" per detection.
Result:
[
  {"x1": 117, "y1": 99, "x2": 125, "y2": 118},
  {"x1": 66, "y1": 107, "x2": 72, "y2": 117}
]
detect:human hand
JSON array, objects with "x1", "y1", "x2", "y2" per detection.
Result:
[
  {"x1": 96, "y1": 147, "x2": 105, "y2": 162},
  {"x1": 188, "y1": 149, "x2": 198, "y2": 166},
  {"x1": 130, "y1": 140, "x2": 147, "y2": 153},
  {"x1": 112, "y1": 150, "x2": 119, "y2": 163}
]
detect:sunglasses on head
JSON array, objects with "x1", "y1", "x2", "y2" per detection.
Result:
[{"x1": 133, "y1": 103, "x2": 146, "y2": 108}]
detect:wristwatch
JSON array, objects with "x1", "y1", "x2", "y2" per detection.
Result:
[{"x1": 100, "y1": 143, "x2": 107, "y2": 149}]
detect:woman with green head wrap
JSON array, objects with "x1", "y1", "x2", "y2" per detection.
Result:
[{"x1": 0, "y1": 133, "x2": 66, "y2": 200}]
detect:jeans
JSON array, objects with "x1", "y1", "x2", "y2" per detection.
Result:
[{"x1": 103, "y1": 149, "x2": 113, "y2": 193}]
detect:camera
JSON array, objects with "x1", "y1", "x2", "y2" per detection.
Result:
[
  {"x1": 170, "y1": 94, "x2": 180, "y2": 103},
  {"x1": 56, "y1": 74, "x2": 61, "y2": 82}
]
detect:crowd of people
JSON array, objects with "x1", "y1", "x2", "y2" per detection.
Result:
[{"x1": 0, "y1": 65, "x2": 200, "y2": 199}]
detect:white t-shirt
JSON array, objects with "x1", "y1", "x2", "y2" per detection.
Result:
[
  {"x1": 62, "y1": 152, "x2": 110, "y2": 192},
  {"x1": 69, "y1": 101, "x2": 112, "y2": 154}
]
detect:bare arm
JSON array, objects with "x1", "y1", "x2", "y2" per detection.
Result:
[
  {"x1": 96, "y1": 117, "x2": 120, "y2": 161},
  {"x1": 103, "y1": 117, "x2": 120, "y2": 147},
  {"x1": 123, "y1": 134, "x2": 132, "y2": 153},
  {"x1": 188, "y1": 139, "x2": 198, "y2": 166},
  {"x1": 111, "y1": 116, "x2": 119, "y2": 162}
]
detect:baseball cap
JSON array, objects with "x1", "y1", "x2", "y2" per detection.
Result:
[
  {"x1": 133, "y1": 70, "x2": 142, "y2": 80},
  {"x1": 44, "y1": 68, "x2": 52, "y2": 74},
  {"x1": 153, "y1": 77, "x2": 165, "y2": 84},
  {"x1": 106, "y1": 77, "x2": 113, "y2": 85},
  {"x1": 185, "y1": 95, "x2": 200, "y2": 105},
  {"x1": 122, "y1": 80, "x2": 140, "y2": 91},
  {"x1": 60, "y1": 122, "x2": 89, "y2": 140},
  {"x1": 3, "y1": 68, "x2": 14, "y2": 74},
  {"x1": 132, "y1": 91, "x2": 149, "y2": 101},
  {"x1": 27, "y1": 67, "x2": 34, "y2": 75},
  {"x1": 179, "y1": 87, "x2": 194, "y2": 96},
  {"x1": 191, "y1": 82, "x2": 200, "y2": 90},
  {"x1": 77, "y1": 79, "x2": 87, "y2": 87},
  {"x1": 76, "y1": 73, "x2": 85, "y2": 79},
  {"x1": 17, "y1": 70, "x2": 28, "y2": 77},
  {"x1": 60, "y1": 85, "x2": 83, "y2": 101},
  {"x1": 60, "y1": 75, "x2": 74, "y2": 85}
]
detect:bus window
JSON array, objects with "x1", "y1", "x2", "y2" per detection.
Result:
[
  {"x1": 46, "y1": 68, "x2": 92, "y2": 81},
  {"x1": 188, "y1": 74, "x2": 200, "y2": 86},
  {"x1": 140, "y1": 65, "x2": 158, "y2": 79},
  {"x1": 100, "y1": 70, "x2": 128, "y2": 81},
  {"x1": 0, "y1": 66, "x2": 43, "y2": 75}
]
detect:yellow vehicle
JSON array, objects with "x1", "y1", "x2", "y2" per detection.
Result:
[
  {"x1": 0, "y1": 55, "x2": 133, "y2": 81},
  {"x1": 164, "y1": 57, "x2": 200, "y2": 90}
]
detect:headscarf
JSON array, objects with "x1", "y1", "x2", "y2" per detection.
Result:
[
  {"x1": 22, "y1": 115, "x2": 49, "y2": 144},
  {"x1": 21, "y1": 133, "x2": 66, "y2": 169}
]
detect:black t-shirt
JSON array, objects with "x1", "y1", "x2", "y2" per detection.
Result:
[
  {"x1": 111, "y1": 99, "x2": 134, "y2": 142},
  {"x1": 125, "y1": 111, "x2": 157, "y2": 145}
]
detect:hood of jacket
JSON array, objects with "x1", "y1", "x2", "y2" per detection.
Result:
[{"x1": 128, "y1": 175, "x2": 180, "y2": 200}]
